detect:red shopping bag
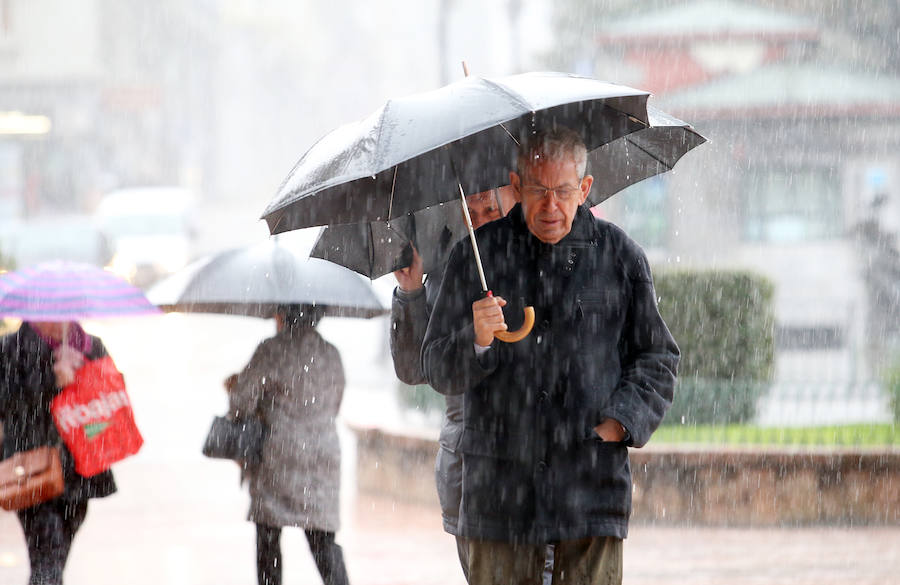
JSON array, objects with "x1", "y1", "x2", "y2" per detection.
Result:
[{"x1": 50, "y1": 355, "x2": 143, "y2": 477}]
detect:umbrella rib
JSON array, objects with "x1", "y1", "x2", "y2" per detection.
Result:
[
  {"x1": 481, "y1": 77, "x2": 534, "y2": 112},
  {"x1": 498, "y1": 122, "x2": 520, "y2": 146},
  {"x1": 457, "y1": 182, "x2": 489, "y2": 293},
  {"x1": 367, "y1": 220, "x2": 377, "y2": 275},
  {"x1": 387, "y1": 166, "x2": 398, "y2": 219}
]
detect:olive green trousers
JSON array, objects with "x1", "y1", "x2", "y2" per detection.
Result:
[{"x1": 468, "y1": 536, "x2": 623, "y2": 585}]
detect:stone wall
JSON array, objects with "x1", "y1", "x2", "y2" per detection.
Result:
[
  {"x1": 351, "y1": 426, "x2": 900, "y2": 526},
  {"x1": 630, "y1": 449, "x2": 899, "y2": 526}
]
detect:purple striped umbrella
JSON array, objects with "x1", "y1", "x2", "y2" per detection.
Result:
[{"x1": 0, "y1": 261, "x2": 161, "y2": 320}]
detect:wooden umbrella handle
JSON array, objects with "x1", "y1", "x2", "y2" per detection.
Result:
[{"x1": 494, "y1": 306, "x2": 535, "y2": 343}]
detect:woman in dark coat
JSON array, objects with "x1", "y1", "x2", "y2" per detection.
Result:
[
  {"x1": 0, "y1": 321, "x2": 117, "y2": 585},
  {"x1": 227, "y1": 305, "x2": 350, "y2": 585}
]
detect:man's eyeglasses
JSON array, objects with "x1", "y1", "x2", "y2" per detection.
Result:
[{"x1": 519, "y1": 184, "x2": 583, "y2": 203}]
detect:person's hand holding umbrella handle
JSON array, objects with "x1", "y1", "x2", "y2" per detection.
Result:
[
  {"x1": 472, "y1": 292, "x2": 536, "y2": 345},
  {"x1": 394, "y1": 245, "x2": 425, "y2": 292},
  {"x1": 491, "y1": 293, "x2": 535, "y2": 343},
  {"x1": 472, "y1": 293, "x2": 507, "y2": 347},
  {"x1": 50, "y1": 322, "x2": 84, "y2": 388},
  {"x1": 52, "y1": 342, "x2": 84, "y2": 388}
]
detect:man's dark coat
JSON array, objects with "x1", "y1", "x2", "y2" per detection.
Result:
[{"x1": 422, "y1": 203, "x2": 679, "y2": 543}]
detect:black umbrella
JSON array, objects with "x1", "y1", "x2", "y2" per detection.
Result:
[
  {"x1": 308, "y1": 198, "x2": 465, "y2": 279},
  {"x1": 308, "y1": 218, "x2": 413, "y2": 281},
  {"x1": 262, "y1": 71, "x2": 650, "y2": 234},
  {"x1": 309, "y1": 106, "x2": 706, "y2": 279},
  {"x1": 263, "y1": 72, "x2": 657, "y2": 342},
  {"x1": 586, "y1": 105, "x2": 707, "y2": 207},
  {"x1": 145, "y1": 240, "x2": 387, "y2": 319}
]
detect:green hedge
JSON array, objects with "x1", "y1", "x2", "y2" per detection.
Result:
[
  {"x1": 884, "y1": 355, "x2": 900, "y2": 423},
  {"x1": 655, "y1": 270, "x2": 776, "y2": 425}
]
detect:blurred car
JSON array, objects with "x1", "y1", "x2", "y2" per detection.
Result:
[
  {"x1": 94, "y1": 186, "x2": 196, "y2": 288},
  {"x1": 0, "y1": 214, "x2": 113, "y2": 271}
]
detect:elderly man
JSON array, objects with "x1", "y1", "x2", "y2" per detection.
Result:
[
  {"x1": 422, "y1": 127, "x2": 679, "y2": 584},
  {"x1": 390, "y1": 186, "x2": 516, "y2": 581}
]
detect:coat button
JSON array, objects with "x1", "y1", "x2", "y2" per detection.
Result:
[
  {"x1": 537, "y1": 460, "x2": 548, "y2": 472},
  {"x1": 538, "y1": 319, "x2": 550, "y2": 332}
]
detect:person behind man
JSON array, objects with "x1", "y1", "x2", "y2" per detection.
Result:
[
  {"x1": 421, "y1": 126, "x2": 679, "y2": 585},
  {"x1": 391, "y1": 186, "x2": 515, "y2": 580}
]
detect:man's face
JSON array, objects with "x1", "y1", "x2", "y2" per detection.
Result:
[
  {"x1": 466, "y1": 190, "x2": 504, "y2": 229},
  {"x1": 511, "y1": 155, "x2": 592, "y2": 244}
]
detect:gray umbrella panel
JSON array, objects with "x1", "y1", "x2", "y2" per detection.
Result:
[
  {"x1": 146, "y1": 242, "x2": 388, "y2": 319},
  {"x1": 309, "y1": 201, "x2": 465, "y2": 279},
  {"x1": 308, "y1": 220, "x2": 412, "y2": 280},
  {"x1": 263, "y1": 72, "x2": 650, "y2": 234},
  {"x1": 310, "y1": 106, "x2": 707, "y2": 279},
  {"x1": 586, "y1": 105, "x2": 707, "y2": 206}
]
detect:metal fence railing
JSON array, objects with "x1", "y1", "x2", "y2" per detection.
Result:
[{"x1": 756, "y1": 380, "x2": 892, "y2": 426}]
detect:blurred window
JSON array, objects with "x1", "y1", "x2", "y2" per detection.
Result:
[
  {"x1": 742, "y1": 167, "x2": 842, "y2": 243},
  {"x1": 620, "y1": 176, "x2": 668, "y2": 248}
]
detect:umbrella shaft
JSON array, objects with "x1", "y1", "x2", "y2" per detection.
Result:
[{"x1": 458, "y1": 183, "x2": 489, "y2": 293}]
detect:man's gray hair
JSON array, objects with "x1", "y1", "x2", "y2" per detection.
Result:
[{"x1": 517, "y1": 126, "x2": 588, "y2": 178}]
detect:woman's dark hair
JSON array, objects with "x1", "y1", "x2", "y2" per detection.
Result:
[{"x1": 276, "y1": 304, "x2": 326, "y2": 329}]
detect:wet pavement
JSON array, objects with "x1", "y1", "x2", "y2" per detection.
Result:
[
  {"x1": 1, "y1": 313, "x2": 899, "y2": 584},
  {"x1": 2, "y1": 460, "x2": 898, "y2": 585}
]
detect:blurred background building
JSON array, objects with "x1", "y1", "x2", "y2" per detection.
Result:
[
  {"x1": 0, "y1": 0, "x2": 898, "y2": 422},
  {"x1": 547, "y1": 0, "x2": 900, "y2": 422},
  {"x1": 0, "y1": 0, "x2": 551, "y2": 261}
]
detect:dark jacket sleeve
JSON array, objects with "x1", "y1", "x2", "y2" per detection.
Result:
[
  {"x1": 599, "y1": 252, "x2": 679, "y2": 448},
  {"x1": 422, "y1": 243, "x2": 498, "y2": 396},
  {"x1": 390, "y1": 287, "x2": 429, "y2": 385},
  {"x1": 0, "y1": 334, "x2": 11, "y2": 418}
]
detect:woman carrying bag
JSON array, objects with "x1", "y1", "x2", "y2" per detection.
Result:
[
  {"x1": 0, "y1": 321, "x2": 117, "y2": 585},
  {"x1": 227, "y1": 304, "x2": 350, "y2": 585}
]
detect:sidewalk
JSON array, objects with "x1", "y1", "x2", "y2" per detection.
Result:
[
  {"x1": 2, "y1": 317, "x2": 897, "y2": 584},
  {"x1": 2, "y1": 458, "x2": 898, "y2": 584}
]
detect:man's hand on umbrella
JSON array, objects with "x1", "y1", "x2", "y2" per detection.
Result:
[
  {"x1": 473, "y1": 294, "x2": 507, "y2": 347},
  {"x1": 394, "y1": 245, "x2": 424, "y2": 292}
]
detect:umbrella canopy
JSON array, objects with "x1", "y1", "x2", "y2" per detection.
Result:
[
  {"x1": 309, "y1": 219, "x2": 412, "y2": 281},
  {"x1": 308, "y1": 200, "x2": 459, "y2": 279},
  {"x1": 146, "y1": 240, "x2": 387, "y2": 319},
  {"x1": 585, "y1": 105, "x2": 707, "y2": 207},
  {"x1": 309, "y1": 106, "x2": 706, "y2": 279},
  {"x1": 0, "y1": 261, "x2": 161, "y2": 321},
  {"x1": 262, "y1": 71, "x2": 650, "y2": 234}
]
